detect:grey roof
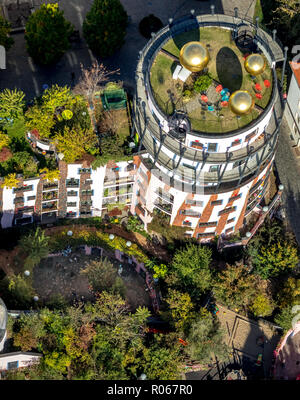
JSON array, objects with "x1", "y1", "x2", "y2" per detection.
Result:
[
  {"x1": 0, "y1": 351, "x2": 42, "y2": 359},
  {"x1": 0, "y1": 298, "x2": 7, "y2": 343}
]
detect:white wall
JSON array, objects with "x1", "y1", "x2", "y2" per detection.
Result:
[{"x1": 0, "y1": 353, "x2": 41, "y2": 371}]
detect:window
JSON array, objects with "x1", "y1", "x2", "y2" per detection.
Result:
[
  {"x1": 182, "y1": 220, "x2": 192, "y2": 226},
  {"x1": 231, "y1": 139, "x2": 242, "y2": 146},
  {"x1": 81, "y1": 200, "x2": 93, "y2": 206},
  {"x1": 182, "y1": 163, "x2": 196, "y2": 170},
  {"x1": 66, "y1": 178, "x2": 79, "y2": 187},
  {"x1": 16, "y1": 206, "x2": 34, "y2": 213},
  {"x1": 136, "y1": 203, "x2": 145, "y2": 216},
  {"x1": 184, "y1": 232, "x2": 193, "y2": 237},
  {"x1": 228, "y1": 193, "x2": 242, "y2": 202},
  {"x1": 180, "y1": 210, "x2": 201, "y2": 217},
  {"x1": 186, "y1": 199, "x2": 204, "y2": 207},
  {"x1": 67, "y1": 202, "x2": 77, "y2": 207},
  {"x1": 27, "y1": 196, "x2": 36, "y2": 201},
  {"x1": 211, "y1": 200, "x2": 223, "y2": 206},
  {"x1": 81, "y1": 190, "x2": 94, "y2": 196},
  {"x1": 7, "y1": 361, "x2": 18, "y2": 370},
  {"x1": 80, "y1": 210, "x2": 92, "y2": 216},
  {"x1": 225, "y1": 227, "x2": 234, "y2": 234},
  {"x1": 67, "y1": 190, "x2": 78, "y2": 196},
  {"x1": 199, "y1": 221, "x2": 217, "y2": 227},
  {"x1": 78, "y1": 168, "x2": 91, "y2": 174},
  {"x1": 218, "y1": 206, "x2": 237, "y2": 216},
  {"x1": 227, "y1": 217, "x2": 235, "y2": 224},
  {"x1": 66, "y1": 211, "x2": 77, "y2": 217},
  {"x1": 85, "y1": 179, "x2": 93, "y2": 185},
  {"x1": 13, "y1": 185, "x2": 33, "y2": 193},
  {"x1": 245, "y1": 131, "x2": 256, "y2": 141},
  {"x1": 197, "y1": 232, "x2": 215, "y2": 238},
  {"x1": 190, "y1": 141, "x2": 203, "y2": 149},
  {"x1": 209, "y1": 165, "x2": 219, "y2": 173},
  {"x1": 207, "y1": 143, "x2": 218, "y2": 152},
  {"x1": 14, "y1": 197, "x2": 24, "y2": 204}
]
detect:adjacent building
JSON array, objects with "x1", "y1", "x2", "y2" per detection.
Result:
[{"x1": 284, "y1": 62, "x2": 300, "y2": 148}]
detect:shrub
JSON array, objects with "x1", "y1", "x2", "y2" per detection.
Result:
[
  {"x1": 0, "y1": 15, "x2": 14, "y2": 51},
  {"x1": 193, "y1": 74, "x2": 212, "y2": 93}
]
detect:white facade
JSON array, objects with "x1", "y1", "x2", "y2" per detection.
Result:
[
  {"x1": 0, "y1": 352, "x2": 42, "y2": 372},
  {"x1": 285, "y1": 62, "x2": 300, "y2": 147}
]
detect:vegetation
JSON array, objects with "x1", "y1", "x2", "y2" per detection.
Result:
[
  {"x1": 1, "y1": 173, "x2": 20, "y2": 189},
  {"x1": 0, "y1": 15, "x2": 14, "y2": 51},
  {"x1": 193, "y1": 73, "x2": 213, "y2": 93},
  {"x1": 0, "y1": 89, "x2": 25, "y2": 122},
  {"x1": 19, "y1": 227, "x2": 50, "y2": 272},
  {"x1": 83, "y1": 0, "x2": 128, "y2": 58},
  {"x1": 25, "y1": 3, "x2": 74, "y2": 65}
]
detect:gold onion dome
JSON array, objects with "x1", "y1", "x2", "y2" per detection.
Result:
[
  {"x1": 229, "y1": 90, "x2": 254, "y2": 115},
  {"x1": 244, "y1": 53, "x2": 266, "y2": 76},
  {"x1": 179, "y1": 41, "x2": 209, "y2": 72}
]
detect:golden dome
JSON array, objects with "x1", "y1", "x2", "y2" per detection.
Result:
[
  {"x1": 179, "y1": 41, "x2": 209, "y2": 72},
  {"x1": 229, "y1": 90, "x2": 254, "y2": 115},
  {"x1": 244, "y1": 54, "x2": 266, "y2": 76}
]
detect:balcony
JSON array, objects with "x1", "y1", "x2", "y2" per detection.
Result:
[
  {"x1": 81, "y1": 190, "x2": 94, "y2": 196},
  {"x1": 103, "y1": 177, "x2": 134, "y2": 187},
  {"x1": 180, "y1": 210, "x2": 201, "y2": 217},
  {"x1": 154, "y1": 200, "x2": 172, "y2": 215},
  {"x1": 66, "y1": 211, "x2": 77, "y2": 218},
  {"x1": 81, "y1": 200, "x2": 93, "y2": 206},
  {"x1": 42, "y1": 191, "x2": 58, "y2": 201},
  {"x1": 42, "y1": 201, "x2": 58, "y2": 212},
  {"x1": 155, "y1": 189, "x2": 174, "y2": 204},
  {"x1": 66, "y1": 178, "x2": 79, "y2": 188},
  {"x1": 43, "y1": 182, "x2": 58, "y2": 191},
  {"x1": 14, "y1": 197, "x2": 24, "y2": 204},
  {"x1": 67, "y1": 202, "x2": 77, "y2": 207},
  {"x1": 13, "y1": 185, "x2": 33, "y2": 194},
  {"x1": 182, "y1": 220, "x2": 192, "y2": 227},
  {"x1": 78, "y1": 168, "x2": 91, "y2": 174}
]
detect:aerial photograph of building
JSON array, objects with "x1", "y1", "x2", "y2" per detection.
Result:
[{"x1": 0, "y1": 0, "x2": 299, "y2": 386}]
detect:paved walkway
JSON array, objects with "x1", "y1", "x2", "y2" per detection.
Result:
[
  {"x1": 0, "y1": 0, "x2": 256, "y2": 99},
  {"x1": 274, "y1": 115, "x2": 300, "y2": 244}
]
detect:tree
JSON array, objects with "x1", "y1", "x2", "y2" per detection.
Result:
[
  {"x1": 164, "y1": 289, "x2": 195, "y2": 331},
  {"x1": 193, "y1": 73, "x2": 213, "y2": 93},
  {"x1": 277, "y1": 277, "x2": 300, "y2": 309},
  {"x1": 167, "y1": 244, "x2": 212, "y2": 300},
  {"x1": 25, "y1": 3, "x2": 74, "y2": 65},
  {"x1": 19, "y1": 227, "x2": 50, "y2": 271},
  {"x1": 83, "y1": 0, "x2": 128, "y2": 58},
  {"x1": 80, "y1": 257, "x2": 126, "y2": 296},
  {"x1": 212, "y1": 264, "x2": 258, "y2": 311},
  {"x1": 54, "y1": 126, "x2": 98, "y2": 163},
  {"x1": 184, "y1": 313, "x2": 230, "y2": 364},
  {"x1": 99, "y1": 110, "x2": 126, "y2": 135},
  {"x1": 1, "y1": 173, "x2": 20, "y2": 189},
  {"x1": 13, "y1": 313, "x2": 45, "y2": 352},
  {"x1": 25, "y1": 104, "x2": 55, "y2": 139},
  {"x1": 249, "y1": 294, "x2": 275, "y2": 317},
  {"x1": 39, "y1": 168, "x2": 60, "y2": 182},
  {"x1": 74, "y1": 61, "x2": 119, "y2": 103},
  {"x1": 0, "y1": 15, "x2": 14, "y2": 51},
  {"x1": 274, "y1": 306, "x2": 294, "y2": 333},
  {"x1": 0, "y1": 89, "x2": 25, "y2": 121},
  {"x1": 0, "y1": 132, "x2": 10, "y2": 150},
  {"x1": 7, "y1": 274, "x2": 35, "y2": 307},
  {"x1": 250, "y1": 241, "x2": 298, "y2": 279}
]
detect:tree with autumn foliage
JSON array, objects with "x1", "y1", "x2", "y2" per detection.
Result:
[
  {"x1": 1, "y1": 173, "x2": 20, "y2": 189},
  {"x1": 39, "y1": 167, "x2": 60, "y2": 182},
  {"x1": 277, "y1": 277, "x2": 300, "y2": 309},
  {"x1": 0, "y1": 88, "x2": 25, "y2": 122},
  {"x1": 163, "y1": 289, "x2": 195, "y2": 332},
  {"x1": 83, "y1": 0, "x2": 128, "y2": 58},
  {"x1": 25, "y1": 3, "x2": 74, "y2": 65}
]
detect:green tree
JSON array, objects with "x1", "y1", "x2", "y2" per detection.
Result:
[
  {"x1": 83, "y1": 0, "x2": 128, "y2": 58},
  {"x1": 193, "y1": 73, "x2": 213, "y2": 93},
  {"x1": 0, "y1": 15, "x2": 14, "y2": 50},
  {"x1": 0, "y1": 89, "x2": 25, "y2": 121},
  {"x1": 25, "y1": 104, "x2": 55, "y2": 139},
  {"x1": 277, "y1": 277, "x2": 300, "y2": 309},
  {"x1": 212, "y1": 264, "x2": 258, "y2": 312},
  {"x1": 164, "y1": 289, "x2": 195, "y2": 331},
  {"x1": 13, "y1": 313, "x2": 45, "y2": 352},
  {"x1": 249, "y1": 294, "x2": 275, "y2": 317},
  {"x1": 250, "y1": 241, "x2": 298, "y2": 279},
  {"x1": 184, "y1": 313, "x2": 230, "y2": 364},
  {"x1": 0, "y1": 132, "x2": 10, "y2": 150},
  {"x1": 7, "y1": 274, "x2": 35, "y2": 307},
  {"x1": 274, "y1": 306, "x2": 294, "y2": 333},
  {"x1": 167, "y1": 244, "x2": 212, "y2": 300},
  {"x1": 25, "y1": 3, "x2": 74, "y2": 65},
  {"x1": 19, "y1": 227, "x2": 50, "y2": 272},
  {"x1": 54, "y1": 126, "x2": 98, "y2": 162}
]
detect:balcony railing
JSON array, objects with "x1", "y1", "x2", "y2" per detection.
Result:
[
  {"x1": 14, "y1": 197, "x2": 24, "y2": 204},
  {"x1": 155, "y1": 190, "x2": 174, "y2": 204},
  {"x1": 42, "y1": 191, "x2": 58, "y2": 201},
  {"x1": 42, "y1": 201, "x2": 58, "y2": 212},
  {"x1": 13, "y1": 185, "x2": 33, "y2": 193},
  {"x1": 67, "y1": 190, "x2": 78, "y2": 197},
  {"x1": 154, "y1": 201, "x2": 172, "y2": 215},
  {"x1": 43, "y1": 182, "x2": 58, "y2": 191},
  {"x1": 66, "y1": 179, "x2": 79, "y2": 188}
]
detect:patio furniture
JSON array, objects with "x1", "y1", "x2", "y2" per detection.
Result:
[
  {"x1": 264, "y1": 79, "x2": 271, "y2": 88},
  {"x1": 255, "y1": 93, "x2": 262, "y2": 99},
  {"x1": 207, "y1": 105, "x2": 214, "y2": 112},
  {"x1": 216, "y1": 84, "x2": 223, "y2": 93},
  {"x1": 221, "y1": 101, "x2": 228, "y2": 107},
  {"x1": 222, "y1": 95, "x2": 229, "y2": 102},
  {"x1": 201, "y1": 94, "x2": 208, "y2": 102}
]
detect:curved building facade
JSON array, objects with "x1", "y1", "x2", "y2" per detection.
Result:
[
  {"x1": 131, "y1": 13, "x2": 284, "y2": 240},
  {"x1": 0, "y1": 298, "x2": 7, "y2": 352}
]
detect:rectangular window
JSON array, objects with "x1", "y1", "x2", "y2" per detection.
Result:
[
  {"x1": 7, "y1": 361, "x2": 18, "y2": 370},
  {"x1": 229, "y1": 193, "x2": 242, "y2": 202},
  {"x1": 199, "y1": 221, "x2": 217, "y2": 227},
  {"x1": 43, "y1": 182, "x2": 58, "y2": 190},
  {"x1": 85, "y1": 179, "x2": 93, "y2": 185},
  {"x1": 67, "y1": 202, "x2": 77, "y2": 207},
  {"x1": 207, "y1": 143, "x2": 218, "y2": 152},
  {"x1": 16, "y1": 206, "x2": 34, "y2": 213},
  {"x1": 80, "y1": 210, "x2": 92, "y2": 216},
  {"x1": 184, "y1": 232, "x2": 193, "y2": 237},
  {"x1": 225, "y1": 227, "x2": 234, "y2": 234},
  {"x1": 182, "y1": 220, "x2": 192, "y2": 226},
  {"x1": 13, "y1": 185, "x2": 33, "y2": 193},
  {"x1": 245, "y1": 131, "x2": 256, "y2": 141},
  {"x1": 209, "y1": 165, "x2": 219, "y2": 173},
  {"x1": 81, "y1": 200, "x2": 93, "y2": 206},
  {"x1": 231, "y1": 139, "x2": 242, "y2": 146},
  {"x1": 66, "y1": 211, "x2": 77, "y2": 217},
  {"x1": 136, "y1": 203, "x2": 145, "y2": 216},
  {"x1": 14, "y1": 197, "x2": 24, "y2": 204},
  {"x1": 211, "y1": 200, "x2": 223, "y2": 206},
  {"x1": 218, "y1": 206, "x2": 237, "y2": 216},
  {"x1": 190, "y1": 141, "x2": 203, "y2": 149},
  {"x1": 180, "y1": 210, "x2": 201, "y2": 217},
  {"x1": 186, "y1": 199, "x2": 204, "y2": 207},
  {"x1": 67, "y1": 190, "x2": 78, "y2": 197},
  {"x1": 78, "y1": 168, "x2": 91, "y2": 174},
  {"x1": 227, "y1": 217, "x2": 236, "y2": 224},
  {"x1": 27, "y1": 196, "x2": 36, "y2": 201},
  {"x1": 81, "y1": 190, "x2": 94, "y2": 196},
  {"x1": 197, "y1": 232, "x2": 215, "y2": 238},
  {"x1": 66, "y1": 178, "x2": 79, "y2": 188},
  {"x1": 182, "y1": 163, "x2": 196, "y2": 170}
]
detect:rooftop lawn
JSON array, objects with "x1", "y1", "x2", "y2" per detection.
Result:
[{"x1": 149, "y1": 27, "x2": 273, "y2": 133}]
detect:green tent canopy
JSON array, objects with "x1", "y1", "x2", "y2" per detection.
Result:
[{"x1": 101, "y1": 88, "x2": 127, "y2": 110}]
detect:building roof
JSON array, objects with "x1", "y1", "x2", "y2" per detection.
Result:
[
  {"x1": 290, "y1": 62, "x2": 300, "y2": 88},
  {"x1": 0, "y1": 352, "x2": 42, "y2": 359}
]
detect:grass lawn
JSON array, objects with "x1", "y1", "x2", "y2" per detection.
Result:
[
  {"x1": 150, "y1": 27, "x2": 273, "y2": 133},
  {"x1": 253, "y1": 0, "x2": 264, "y2": 24},
  {"x1": 5, "y1": 117, "x2": 27, "y2": 141}
]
